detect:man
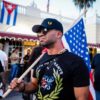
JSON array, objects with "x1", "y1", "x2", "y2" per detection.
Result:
[
  {"x1": 0, "y1": 43, "x2": 8, "y2": 92},
  {"x1": 10, "y1": 18, "x2": 89, "y2": 100},
  {"x1": 21, "y1": 48, "x2": 31, "y2": 100},
  {"x1": 0, "y1": 43, "x2": 8, "y2": 72},
  {"x1": 23, "y1": 48, "x2": 31, "y2": 74},
  {"x1": 91, "y1": 53, "x2": 100, "y2": 100}
]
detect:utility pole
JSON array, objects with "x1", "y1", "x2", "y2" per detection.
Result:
[
  {"x1": 84, "y1": 0, "x2": 87, "y2": 17},
  {"x1": 47, "y1": 0, "x2": 50, "y2": 13}
]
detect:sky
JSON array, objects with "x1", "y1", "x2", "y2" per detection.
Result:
[{"x1": 2, "y1": 0, "x2": 100, "y2": 18}]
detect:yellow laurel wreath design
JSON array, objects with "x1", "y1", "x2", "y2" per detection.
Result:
[{"x1": 37, "y1": 69, "x2": 63, "y2": 100}]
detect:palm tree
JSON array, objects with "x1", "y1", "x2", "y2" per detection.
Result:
[{"x1": 73, "y1": 0, "x2": 96, "y2": 16}]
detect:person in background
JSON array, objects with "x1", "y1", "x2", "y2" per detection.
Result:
[
  {"x1": 9, "y1": 47, "x2": 20, "y2": 83},
  {"x1": 29, "y1": 46, "x2": 44, "y2": 66},
  {"x1": 0, "y1": 43, "x2": 8, "y2": 72},
  {"x1": 23, "y1": 48, "x2": 31, "y2": 75},
  {"x1": 22, "y1": 46, "x2": 44, "y2": 100},
  {"x1": 91, "y1": 53, "x2": 100, "y2": 100},
  {"x1": 21, "y1": 48, "x2": 31, "y2": 100},
  {"x1": 0, "y1": 43, "x2": 8, "y2": 92},
  {"x1": 10, "y1": 18, "x2": 89, "y2": 100}
]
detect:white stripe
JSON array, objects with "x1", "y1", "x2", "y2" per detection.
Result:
[
  {"x1": 62, "y1": 35, "x2": 70, "y2": 51},
  {"x1": 89, "y1": 80, "x2": 96, "y2": 100},
  {"x1": 10, "y1": 10, "x2": 14, "y2": 25},
  {"x1": 3, "y1": 8, "x2": 8, "y2": 25}
]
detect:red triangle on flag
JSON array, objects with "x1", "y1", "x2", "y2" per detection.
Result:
[{"x1": 3, "y1": 1, "x2": 17, "y2": 15}]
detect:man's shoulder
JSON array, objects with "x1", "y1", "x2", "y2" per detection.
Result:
[{"x1": 64, "y1": 51, "x2": 83, "y2": 61}]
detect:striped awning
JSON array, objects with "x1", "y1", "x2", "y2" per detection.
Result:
[
  {"x1": 88, "y1": 43, "x2": 100, "y2": 48},
  {"x1": 0, "y1": 31, "x2": 38, "y2": 41}
]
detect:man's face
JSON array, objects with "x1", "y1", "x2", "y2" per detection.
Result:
[
  {"x1": 27, "y1": 49, "x2": 31, "y2": 55},
  {"x1": 37, "y1": 29, "x2": 58, "y2": 48}
]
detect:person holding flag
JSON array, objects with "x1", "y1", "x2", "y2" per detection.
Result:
[{"x1": 9, "y1": 18, "x2": 89, "y2": 100}]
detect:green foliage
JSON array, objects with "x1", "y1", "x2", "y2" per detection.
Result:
[
  {"x1": 73, "y1": 0, "x2": 96, "y2": 10},
  {"x1": 37, "y1": 69, "x2": 63, "y2": 100}
]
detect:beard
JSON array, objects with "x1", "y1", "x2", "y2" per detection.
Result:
[{"x1": 40, "y1": 40, "x2": 55, "y2": 48}]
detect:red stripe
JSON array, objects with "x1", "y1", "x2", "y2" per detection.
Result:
[
  {"x1": 89, "y1": 72, "x2": 95, "y2": 100},
  {"x1": 89, "y1": 91, "x2": 93, "y2": 100}
]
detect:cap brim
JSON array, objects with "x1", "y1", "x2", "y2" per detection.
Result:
[{"x1": 32, "y1": 25, "x2": 45, "y2": 33}]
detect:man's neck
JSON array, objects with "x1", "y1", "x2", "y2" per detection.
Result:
[{"x1": 47, "y1": 42, "x2": 65, "y2": 55}]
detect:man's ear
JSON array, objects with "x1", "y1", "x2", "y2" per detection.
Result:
[{"x1": 57, "y1": 31, "x2": 63, "y2": 38}]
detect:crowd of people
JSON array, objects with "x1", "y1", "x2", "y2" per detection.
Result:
[{"x1": 0, "y1": 18, "x2": 100, "y2": 100}]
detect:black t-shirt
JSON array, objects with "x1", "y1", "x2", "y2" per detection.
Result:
[
  {"x1": 33, "y1": 50, "x2": 89, "y2": 100},
  {"x1": 23, "y1": 54, "x2": 30, "y2": 71},
  {"x1": 24, "y1": 55, "x2": 30, "y2": 63},
  {"x1": 29, "y1": 46, "x2": 44, "y2": 66},
  {"x1": 92, "y1": 54, "x2": 100, "y2": 91}
]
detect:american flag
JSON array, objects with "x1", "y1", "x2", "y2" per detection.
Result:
[
  {"x1": 62, "y1": 18, "x2": 96, "y2": 100},
  {"x1": 0, "y1": 1, "x2": 18, "y2": 26}
]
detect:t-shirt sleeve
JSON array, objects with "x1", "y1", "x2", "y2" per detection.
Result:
[
  {"x1": 72, "y1": 58, "x2": 90, "y2": 87},
  {"x1": 32, "y1": 63, "x2": 40, "y2": 78}
]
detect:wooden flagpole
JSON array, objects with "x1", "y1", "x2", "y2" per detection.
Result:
[{"x1": 2, "y1": 52, "x2": 46, "y2": 98}]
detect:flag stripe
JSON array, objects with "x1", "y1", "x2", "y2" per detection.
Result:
[
  {"x1": 62, "y1": 35, "x2": 70, "y2": 51},
  {"x1": 90, "y1": 79, "x2": 95, "y2": 100},
  {"x1": 13, "y1": 6, "x2": 17, "y2": 25},
  {"x1": 3, "y1": 7, "x2": 8, "y2": 24},
  {"x1": 7, "y1": 13, "x2": 10, "y2": 25},
  {"x1": 0, "y1": 3, "x2": 5, "y2": 23}
]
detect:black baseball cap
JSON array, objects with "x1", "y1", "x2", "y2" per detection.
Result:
[{"x1": 32, "y1": 18, "x2": 63, "y2": 33}]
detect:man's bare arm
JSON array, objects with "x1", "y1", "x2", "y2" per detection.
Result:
[
  {"x1": 23, "y1": 77, "x2": 38, "y2": 93},
  {"x1": 74, "y1": 86, "x2": 89, "y2": 100}
]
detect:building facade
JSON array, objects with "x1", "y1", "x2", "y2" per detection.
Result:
[{"x1": 0, "y1": 1, "x2": 100, "y2": 62}]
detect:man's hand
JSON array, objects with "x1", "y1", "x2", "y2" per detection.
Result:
[{"x1": 9, "y1": 78, "x2": 25, "y2": 92}]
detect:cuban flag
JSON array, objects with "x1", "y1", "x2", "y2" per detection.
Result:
[
  {"x1": 0, "y1": 1, "x2": 18, "y2": 26},
  {"x1": 62, "y1": 18, "x2": 96, "y2": 100}
]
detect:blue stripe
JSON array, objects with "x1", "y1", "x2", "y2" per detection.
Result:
[
  {"x1": 13, "y1": 6, "x2": 18, "y2": 25},
  {"x1": 0, "y1": 3, "x2": 5, "y2": 23},
  {"x1": 7, "y1": 13, "x2": 11, "y2": 25}
]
